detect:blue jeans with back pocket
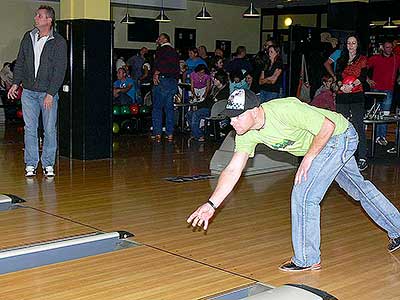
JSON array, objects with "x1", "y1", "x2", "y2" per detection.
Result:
[{"x1": 291, "y1": 123, "x2": 400, "y2": 267}]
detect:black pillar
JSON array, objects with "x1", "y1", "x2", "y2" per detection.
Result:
[
  {"x1": 56, "y1": 19, "x2": 113, "y2": 160},
  {"x1": 327, "y1": 2, "x2": 369, "y2": 50}
]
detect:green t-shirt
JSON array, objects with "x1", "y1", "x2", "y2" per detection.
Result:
[{"x1": 235, "y1": 97, "x2": 349, "y2": 157}]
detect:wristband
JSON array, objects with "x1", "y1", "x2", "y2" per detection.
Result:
[{"x1": 207, "y1": 200, "x2": 217, "y2": 210}]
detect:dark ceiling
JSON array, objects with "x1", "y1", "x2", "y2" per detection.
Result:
[{"x1": 192, "y1": 0, "x2": 391, "y2": 9}]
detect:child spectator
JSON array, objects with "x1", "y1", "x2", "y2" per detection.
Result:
[
  {"x1": 183, "y1": 47, "x2": 206, "y2": 83},
  {"x1": 229, "y1": 69, "x2": 249, "y2": 93},
  {"x1": 186, "y1": 70, "x2": 229, "y2": 142},
  {"x1": 190, "y1": 64, "x2": 211, "y2": 103},
  {"x1": 310, "y1": 75, "x2": 336, "y2": 111}
]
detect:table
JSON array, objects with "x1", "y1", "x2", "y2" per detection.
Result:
[
  {"x1": 364, "y1": 91, "x2": 388, "y2": 118},
  {"x1": 177, "y1": 82, "x2": 191, "y2": 103},
  {"x1": 364, "y1": 91, "x2": 388, "y2": 105},
  {"x1": 174, "y1": 102, "x2": 193, "y2": 132},
  {"x1": 363, "y1": 116, "x2": 400, "y2": 158}
]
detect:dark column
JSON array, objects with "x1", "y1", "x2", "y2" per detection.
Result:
[
  {"x1": 57, "y1": 19, "x2": 113, "y2": 160},
  {"x1": 327, "y1": 2, "x2": 369, "y2": 50}
]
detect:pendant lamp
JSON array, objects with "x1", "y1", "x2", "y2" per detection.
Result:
[
  {"x1": 383, "y1": 17, "x2": 397, "y2": 29},
  {"x1": 243, "y1": 1, "x2": 260, "y2": 18},
  {"x1": 196, "y1": 0, "x2": 212, "y2": 20},
  {"x1": 120, "y1": 0, "x2": 135, "y2": 24},
  {"x1": 155, "y1": 0, "x2": 171, "y2": 23}
]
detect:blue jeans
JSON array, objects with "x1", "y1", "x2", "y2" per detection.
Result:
[
  {"x1": 372, "y1": 89, "x2": 393, "y2": 138},
  {"x1": 152, "y1": 78, "x2": 177, "y2": 136},
  {"x1": 260, "y1": 90, "x2": 279, "y2": 103},
  {"x1": 186, "y1": 108, "x2": 210, "y2": 139},
  {"x1": 21, "y1": 89, "x2": 58, "y2": 168},
  {"x1": 291, "y1": 124, "x2": 400, "y2": 267}
]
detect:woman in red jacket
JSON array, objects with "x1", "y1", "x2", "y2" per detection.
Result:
[{"x1": 335, "y1": 35, "x2": 368, "y2": 171}]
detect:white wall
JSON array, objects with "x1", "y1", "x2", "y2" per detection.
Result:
[
  {"x1": 0, "y1": 0, "x2": 60, "y2": 64},
  {"x1": 112, "y1": 0, "x2": 261, "y2": 53},
  {"x1": 0, "y1": 0, "x2": 260, "y2": 64}
]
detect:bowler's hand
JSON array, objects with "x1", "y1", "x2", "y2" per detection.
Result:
[
  {"x1": 43, "y1": 94, "x2": 54, "y2": 110},
  {"x1": 340, "y1": 84, "x2": 353, "y2": 94},
  {"x1": 295, "y1": 155, "x2": 314, "y2": 185},
  {"x1": 187, "y1": 202, "x2": 215, "y2": 230},
  {"x1": 7, "y1": 84, "x2": 19, "y2": 99}
]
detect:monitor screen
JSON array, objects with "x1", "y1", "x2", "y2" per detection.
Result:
[{"x1": 127, "y1": 17, "x2": 159, "y2": 42}]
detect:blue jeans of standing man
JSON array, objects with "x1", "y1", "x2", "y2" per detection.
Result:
[
  {"x1": 152, "y1": 77, "x2": 177, "y2": 136},
  {"x1": 372, "y1": 89, "x2": 393, "y2": 138},
  {"x1": 186, "y1": 108, "x2": 210, "y2": 139},
  {"x1": 21, "y1": 89, "x2": 58, "y2": 168},
  {"x1": 291, "y1": 123, "x2": 400, "y2": 267}
]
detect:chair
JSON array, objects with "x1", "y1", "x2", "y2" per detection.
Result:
[
  {"x1": 143, "y1": 91, "x2": 152, "y2": 106},
  {"x1": 205, "y1": 99, "x2": 228, "y2": 140}
]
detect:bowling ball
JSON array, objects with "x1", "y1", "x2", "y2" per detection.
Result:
[
  {"x1": 129, "y1": 104, "x2": 139, "y2": 115},
  {"x1": 16, "y1": 126, "x2": 24, "y2": 135},
  {"x1": 16, "y1": 109, "x2": 23, "y2": 119},
  {"x1": 112, "y1": 122, "x2": 120, "y2": 134},
  {"x1": 113, "y1": 105, "x2": 121, "y2": 115},
  {"x1": 140, "y1": 105, "x2": 150, "y2": 114},
  {"x1": 342, "y1": 75, "x2": 362, "y2": 93},
  {"x1": 121, "y1": 105, "x2": 131, "y2": 115},
  {"x1": 112, "y1": 141, "x2": 120, "y2": 152},
  {"x1": 342, "y1": 75, "x2": 357, "y2": 85},
  {"x1": 121, "y1": 119, "x2": 137, "y2": 133}
]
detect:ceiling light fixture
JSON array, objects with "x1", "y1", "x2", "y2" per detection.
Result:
[
  {"x1": 196, "y1": 0, "x2": 212, "y2": 20},
  {"x1": 243, "y1": 1, "x2": 260, "y2": 18},
  {"x1": 383, "y1": 17, "x2": 397, "y2": 29},
  {"x1": 155, "y1": 0, "x2": 171, "y2": 23},
  {"x1": 120, "y1": 0, "x2": 135, "y2": 24}
]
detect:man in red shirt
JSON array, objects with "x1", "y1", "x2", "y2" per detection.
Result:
[
  {"x1": 393, "y1": 40, "x2": 400, "y2": 56},
  {"x1": 368, "y1": 41, "x2": 400, "y2": 149}
]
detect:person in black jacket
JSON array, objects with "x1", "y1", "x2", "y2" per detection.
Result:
[
  {"x1": 8, "y1": 5, "x2": 67, "y2": 177},
  {"x1": 186, "y1": 71, "x2": 230, "y2": 142}
]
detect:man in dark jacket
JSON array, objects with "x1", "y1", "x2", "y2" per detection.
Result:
[
  {"x1": 152, "y1": 33, "x2": 179, "y2": 142},
  {"x1": 8, "y1": 5, "x2": 67, "y2": 177}
]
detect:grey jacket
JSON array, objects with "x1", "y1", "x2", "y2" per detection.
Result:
[{"x1": 13, "y1": 27, "x2": 67, "y2": 96}]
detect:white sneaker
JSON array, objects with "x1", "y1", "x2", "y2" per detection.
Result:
[
  {"x1": 43, "y1": 166, "x2": 55, "y2": 177},
  {"x1": 387, "y1": 147, "x2": 397, "y2": 154},
  {"x1": 25, "y1": 166, "x2": 36, "y2": 177}
]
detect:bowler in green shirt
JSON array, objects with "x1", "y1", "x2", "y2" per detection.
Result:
[{"x1": 187, "y1": 89, "x2": 400, "y2": 272}]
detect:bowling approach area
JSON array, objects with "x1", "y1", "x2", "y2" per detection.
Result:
[{"x1": 0, "y1": 129, "x2": 400, "y2": 299}]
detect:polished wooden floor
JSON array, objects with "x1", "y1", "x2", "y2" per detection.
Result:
[{"x1": 0, "y1": 123, "x2": 400, "y2": 299}]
